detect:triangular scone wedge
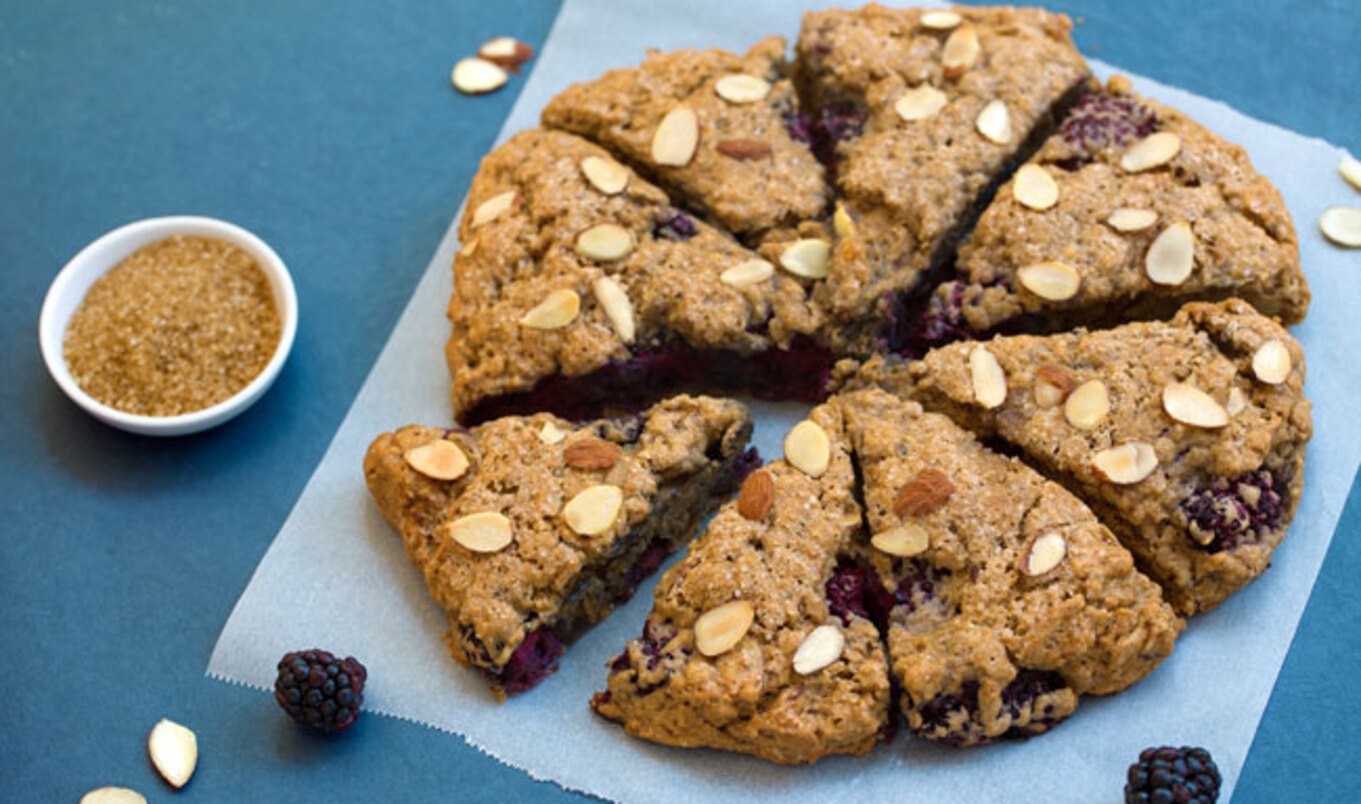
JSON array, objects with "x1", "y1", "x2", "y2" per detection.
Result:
[
  {"x1": 542, "y1": 36, "x2": 828, "y2": 243},
  {"x1": 859, "y1": 299, "x2": 1311, "y2": 615},
  {"x1": 364, "y1": 395, "x2": 755, "y2": 699},
  {"x1": 838, "y1": 388, "x2": 1182, "y2": 747},
  {"x1": 449, "y1": 128, "x2": 831, "y2": 424},
  {"x1": 916, "y1": 75, "x2": 1307, "y2": 350},
  {"x1": 593, "y1": 402, "x2": 892, "y2": 764},
  {"x1": 793, "y1": 5, "x2": 1089, "y2": 353}
]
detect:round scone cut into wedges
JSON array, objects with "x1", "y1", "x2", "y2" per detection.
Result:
[
  {"x1": 838, "y1": 389, "x2": 1182, "y2": 747},
  {"x1": 363, "y1": 395, "x2": 756, "y2": 699},
  {"x1": 916, "y1": 75, "x2": 1309, "y2": 351},
  {"x1": 448, "y1": 128, "x2": 833, "y2": 424},
  {"x1": 793, "y1": 5, "x2": 1091, "y2": 354},
  {"x1": 542, "y1": 36, "x2": 828, "y2": 244},
  {"x1": 859, "y1": 298, "x2": 1311, "y2": 616},
  {"x1": 593, "y1": 401, "x2": 893, "y2": 765}
]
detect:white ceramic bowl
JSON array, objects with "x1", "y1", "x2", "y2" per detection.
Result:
[{"x1": 38, "y1": 216, "x2": 298, "y2": 436}]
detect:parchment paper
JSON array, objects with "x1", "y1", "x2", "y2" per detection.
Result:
[{"x1": 208, "y1": 2, "x2": 1361, "y2": 801}]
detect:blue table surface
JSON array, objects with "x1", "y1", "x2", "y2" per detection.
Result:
[{"x1": 3, "y1": 1, "x2": 1358, "y2": 800}]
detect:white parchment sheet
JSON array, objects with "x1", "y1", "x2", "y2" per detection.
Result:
[{"x1": 209, "y1": 2, "x2": 1361, "y2": 801}]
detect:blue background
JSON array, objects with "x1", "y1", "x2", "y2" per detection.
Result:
[{"x1": 2, "y1": 1, "x2": 1357, "y2": 800}]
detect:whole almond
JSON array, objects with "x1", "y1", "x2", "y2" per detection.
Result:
[
  {"x1": 893, "y1": 468, "x2": 956, "y2": 517},
  {"x1": 716, "y1": 138, "x2": 773, "y2": 160},
  {"x1": 694, "y1": 600, "x2": 755, "y2": 657},
  {"x1": 737, "y1": 470, "x2": 775, "y2": 521},
  {"x1": 564, "y1": 437, "x2": 623, "y2": 470},
  {"x1": 477, "y1": 36, "x2": 534, "y2": 72}
]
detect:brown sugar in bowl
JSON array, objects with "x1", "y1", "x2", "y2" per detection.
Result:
[{"x1": 39, "y1": 216, "x2": 298, "y2": 436}]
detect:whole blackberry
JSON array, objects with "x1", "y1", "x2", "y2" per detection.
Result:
[
  {"x1": 274, "y1": 649, "x2": 367, "y2": 733},
  {"x1": 1125, "y1": 745, "x2": 1221, "y2": 803}
]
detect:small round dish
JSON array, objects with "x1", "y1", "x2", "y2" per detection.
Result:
[{"x1": 38, "y1": 216, "x2": 298, "y2": 436}]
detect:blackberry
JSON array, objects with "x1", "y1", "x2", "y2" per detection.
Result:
[
  {"x1": 1056, "y1": 91, "x2": 1158, "y2": 170},
  {"x1": 274, "y1": 649, "x2": 367, "y2": 733},
  {"x1": 651, "y1": 208, "x2": 697, "y2": 241},
  {"x1": 1124, "y1": 745, "x2": 1222, "y2": 804},
  {"x1": 1181, "y1": 470, "x2": 1284, "y2": 553}
]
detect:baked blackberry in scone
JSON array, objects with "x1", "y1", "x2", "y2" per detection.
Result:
[
  {"x1": 860, "y1": 299, "x2": 1311, "y2": 615},
  {"x1": 542, "y1": 36, "x2": 829, "y2": 244},
  {"x1": 917, "y1": 75, "x2": 1308, "y2": 351},
  {"x1": 838, "y1": 388, "x2": 1182, "y2": 747},
  {"x1": 593, "y1": 401, "x2": 893, "y2": 764},
  {"x1": 448, "y1": 128, "x2": 832, "y2": 424},
  {"x1": 363, "y1": 395, "x2": 755, "y2": 699},
  {"x1": 793, "y1": 5, "x2": 1090, "y2": 354}
]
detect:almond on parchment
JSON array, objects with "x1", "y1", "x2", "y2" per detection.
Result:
[
  {"x1": 784, "y1": 419, "x2": 831, "y2": 478},
  {"x1": 893, "y1": 468, "x2": 955, "y2": 517},
  {"x1": 563, "y1": 437, "x2": 623, "y2": 470},
  {"x1": 969, "y1": 345, "x2": 1007, "y2": 408},
  {"x1": 1092, "y1": 442, "x2": 1158, "y2": 484},
  {"x1": 792, "y1": 624, "x2": 845, "y2": 675},
  {"x1": 477, "y1": 36, "x2": 534, "y2": 72},
  {"x1": 81, "y1": 789, "x2": 147, "y2": 804},
  {"x1": 652, "y1": 106, "x2": 699, "y2": 167},
  {"x1": 1019, "y1": 532, "x2": 1067, "y2": 577},
  {"x1": 451, "y1": 57, "x2": 508, "y2": 95},
  {"x1": 148, "y1": 718, "x2": 198, "y2": 789},
  {"x1": 562, "y1": 484, "x2": 625, "y2": 536},
  {"x1": 737, "y1": 470, "x2": 775, "y2": 521},
  {"x1": 1163, "y1": 382, "x2": 1229, "y2": 428},
  {"x1": 694, "y1": 600, "x2": 755, "y2": 657},
  {"x1": 404, "y1": 439, "x2": 470, "y2": 481},
  {"x1": 1319, "y1": 206, "x2": 1361, "y2": 248},
  {"x1": 446, "y1": 511, "x2": 514, "y2": 553}
]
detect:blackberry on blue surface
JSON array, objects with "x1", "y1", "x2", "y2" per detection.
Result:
[
  {"x1": 274, "y1": 649, "x2": 367, "y2": 733},
  {"x1": 1124, "y1": 745, "x2": 1221, "y2": 804}
]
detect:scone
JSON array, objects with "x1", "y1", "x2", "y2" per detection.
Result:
[
  {"x1": 859, "y1": 299, "x2": 1311, "y2": 615},
  {"x1": 543, "y1": 36, "x2": 829, "y2": 243},
  {"x1": 793, "y1": 5, "x2": 1090, "y2": 353},
  {"x1": 448, "y1": 128, "x2": 831, "y2": 424},
  {"x1": 915, "y1": 75, "x2": 1308, "y2": 351},
  {"x1": 839, "y1": 388, "x2": 1182, "y2": 746},
  {"x1": 593, "y1": 401, "x2": 893, "y2": 764},
  {"x1": 364, "y1": 395, "x2": 755, "y2": 698}
]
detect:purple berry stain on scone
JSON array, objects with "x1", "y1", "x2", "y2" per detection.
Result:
[
  {"x1": 652, "y1": 208, "x2": 698, "y2": 241},
  {"x1": 810, "y1": 103, "x2": 865, "y2": 175},
  {"x1": 781, "y1": 109, "x2": 813, "y2": 145},
  {"x1": 894, "y1": 282, "x2": 971, "y2": 357},
  {"x1": 891, "y1": 558, "x2": 950, "y2": 613},
  {"x1": 912, "y1": 669, "x2": 1072, "y2": 747},
  {"x1": 1054, "y1": 90, "x2": 1158, "y2": 170},
  {"x1": 498, "y1": 627, "x2": 565, "y2": 694},
  {"x1": 1181, "y1": 470, "x2": 1284, "y2": 553},
  {"x1": 826, "y1": 560, "x2": 894, "y2": 630}
]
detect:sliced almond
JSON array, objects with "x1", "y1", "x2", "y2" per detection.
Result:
[
  {"x1": 1163, "y1": 382, "x2": 1230, "y2": 428},
  {"x1": 714, "y1": 74, "x2": 772, "y2": 104},
  {"x1": 1252, "y1": 339, "x2": 1292, "y2": 384},
  {"x1": 404, "y1": 439, "x2": 470, "y2": 481},
  {"x1": 580, "y1": 156, "x2": 630, "y2": 195},
  {"x1": 1064, "y1": 380, "x2": 1110, "y2": 430},
  {"x1": 563, "y1": 437, "x2": 623, "y2": 470},
  {"x1": 538, "y1": 421, "x2": 569, "y2": 445},
  {"x1": 792, "y1": 624, "x2": 846, "y2": 675},
  {"x1": 519, "y1": 288, "x2": 581, "y2": 329},
  {"x1": 779, "y1": 238, "x2": 832, "y2": 279},
  {"x1": 1226, "y1": 386, "x2": 1248, "y2": 416},
  {"x1": 1017, "y1": 261, "x2": 1081, "y2": 301},
  {"x1": 1012, "y1": 164, "x2": 1060, "y2": 210},
  {"x1": 562, "y1": 484, "x2": 625, "y2": 536},
  {"x1": 1107, "y1": 207, "x2": 1158, "y2": 232},
  {"x1": 694, "y1": 600, "x2": 755, "y2": 657},
  {"x1": 737, "y1": 470, "x2": 775, "y2": 521},
  {"x1": 920, "y1": 10, "x2": 963, "y2": 30},
  {"x1": 784, "y1": 419, "x2": 831, "y2": 478},
  {"x1": 81, "y1": 789, "x2": 147, "y2": 804},
  {"x1": 720, "y1": 259, "x2": 775, "y2": 288},
  {"x1": 969, "y1": 345, "x2": 1007, "y2": 409},
  {"x1": 833, "y1": 202, "x2": 857, "y2": 238},
  {"x1": 1319, "y1": 206, "x2": 1361, "y2": 248},
  {"x1": 893, "y1": 468, "x2": 955, "y2": 517},
  {"x1": 1034, "y1": 364, "x2": 1076, "y2": 409},
  {"x1": 1145, "y1": 222, "x2": 1195, "y2": 285},
  {"x1": 446, "y1": 511, "x2": 513, "y2": 553},
  {"x1": 975, "y1": 99, "x2": 1012, "y2": 144},
  {"x1": 1091, "y1": 443, "x2": 1158, "y2": 485},
  {"x1": 459, "y1": 238, "x2": 479, "y2": 258},
  {"x1": 477, "y1": 36, "x2": 534, "y2": 71},
  {"x1": 1341, "y1": 153, "x2": 1361, "y2": 192},
  {"x1": 941, "y1": 24, "x2": 980, "y2": 78},
  {"x1": 651, "y1": 106, "x2": 699, "y2": 167},
  {"x1": 470, "y1": 190, "x2": 516, "y2": 227},
  {"x1": 575, "y1": 222, "x2": 635, "y2": 262},
  {"x1": 715, "y1": 138, "x2": 773, "y2": 160},
  {"x1": 1019, "y1": 532, "x2": 1068, "y2": 577},
  {"x1": 1120, "y1": 131, "x2": 1182, "y2": 173},
  {"x1": 451, "y1": 57, "x2": 508, "y2": 95},
  {"x1": 592, "y1": 276, "x2": 635, "y2": 344},
  {"x1": 894, "y1": 85, "x2": 949, "y2": 122},
  {"x1": 872, "y1": 522, "x2": 930, "y2": 557},
  {"x1": 148, "y1": 718, "x2": 198, "y2": 789}
]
